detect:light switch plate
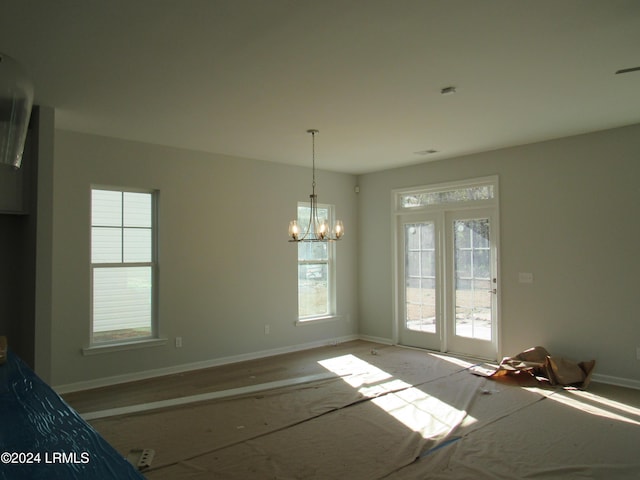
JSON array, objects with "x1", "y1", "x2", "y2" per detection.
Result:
[{"x1": 518, "y1": 272, "x2": 534, "y2": 283}]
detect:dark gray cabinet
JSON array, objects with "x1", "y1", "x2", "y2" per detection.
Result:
[
  {"x1": 0, "y1": 107, "x2": 43, "y2": 366},
  {"x1": 0, "y1": 118, "x2": 34, "y2": 214}
]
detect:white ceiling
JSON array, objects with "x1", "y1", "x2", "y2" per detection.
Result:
[{"x1": 1, "y1": 0, "x2": 639, "y2": 174}]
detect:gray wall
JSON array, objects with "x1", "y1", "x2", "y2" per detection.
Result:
[
  {"x1": 37, "y1": 123, "x2": 640, "y2": 387},
  {"x1": 358, "y1": 123, "x2": 640, "y2": 382},
  {"x1": 47, "y1": 130, "x2": 358, "y2": 386}
]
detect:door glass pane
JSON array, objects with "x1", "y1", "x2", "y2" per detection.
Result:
[
  {"x1": 454, "y1": 219, "x2": 491, "y2": 340},
  {"x1": 404, "y1": 222, "x2": 436, "y2": 333}
]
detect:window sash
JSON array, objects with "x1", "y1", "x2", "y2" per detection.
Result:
[{"x1": 92, "y1": 265, "x2": 153, "y2": 331}]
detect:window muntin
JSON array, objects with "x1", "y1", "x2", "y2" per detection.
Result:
[
  {"x1": 91, "y1": 188, "x2": 156, "y2": 344},
  {"x1": 296, "y1": 203, "x2": 335, "y2": 320}
]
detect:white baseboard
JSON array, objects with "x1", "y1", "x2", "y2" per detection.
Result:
[
  {"x1": 358, "y1": 334, "x2": 394, "y2": 346},
  {"x1": 591, "y1": 373, "x2": 640, "y2": 390},
  {"x1": 55, "y1": 335, "x2": 640, "y2": 395},
  {"x1": 358, "y1": 339, "x2": 640, "y2": 391},
  {"x1": 54, "y1": 334, "x2": 359, "y2": 394}
]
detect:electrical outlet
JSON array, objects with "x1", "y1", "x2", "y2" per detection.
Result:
[
  {"x1": 636, "y1": 346, "x2": 640, "y2": 361},
  {"x1": 264, "y1": 324, "x2": 270, "y2": 335},
  {"x1": 175, "y1": 336, "x2": 182, "y2": 348}
]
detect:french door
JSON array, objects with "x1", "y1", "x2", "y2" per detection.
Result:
[
  {"x1": 445, "y1": 209, "x2": 497, "y2": 359},
  {"x1": 397, "y1": 213, "x2": 442, "y2": 352},
  {"x1": 397, "y1": 208, "x2": 499, "y2": 360}
]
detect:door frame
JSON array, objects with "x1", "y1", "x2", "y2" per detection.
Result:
[{"x1": 392, "y1": 176, "x2": 501, "y2": 360}]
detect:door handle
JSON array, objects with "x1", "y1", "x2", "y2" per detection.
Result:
[{"x1": 488, "y1": 288, "x2": 497, "y2": 294}]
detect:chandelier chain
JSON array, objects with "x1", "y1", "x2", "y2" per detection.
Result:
[{"x1": 311, "y1": 130, "x2": 316, "y2": 191}]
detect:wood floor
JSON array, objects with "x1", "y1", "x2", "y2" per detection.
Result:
[
  {"x1": 63, "y1": 340, "x2": 383, "y2": 414},
  {"x1": 63, "y1": 340, "x2": 640, "y2": 414}
]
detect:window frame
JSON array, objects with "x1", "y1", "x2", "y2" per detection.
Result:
[
  {"x1": 87, "y1": 186, "x2": 160, "y2": 350},
  {"x1": 394, "y1": 176, "x2": 497, "y2": 213},
  {"x1": 295, "y1": 201, "x2": 338, "y2": 324}
]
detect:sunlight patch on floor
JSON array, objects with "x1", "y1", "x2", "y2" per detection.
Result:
[
  {"x1": 318, "y1": 354, "x2": 477, "y2": 438},
  {"x1": 429, "y1": 352, "x2": 480, "y2": 370},
  {"x1": 548, "y1": 389, "x2": 640, "y2": 426},
  {"x1": 318, "y1": 354, "x2": 393, "y2": 389}
]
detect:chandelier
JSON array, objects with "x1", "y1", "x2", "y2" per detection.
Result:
[{"x1": 288, "y1": 129, "x2": 344, "y2": 242}]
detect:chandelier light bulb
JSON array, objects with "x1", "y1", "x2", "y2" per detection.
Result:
[
  {"x1": 318, "y1": 220, "x2": 328, "y2": 239},
  {"x1": 289, "y1": 220, "x2": 300, "y2": 241}
]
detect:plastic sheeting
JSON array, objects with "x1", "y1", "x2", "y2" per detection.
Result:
[{"x1": 0, "y1": 350, "x2": 145, "y2": 480}]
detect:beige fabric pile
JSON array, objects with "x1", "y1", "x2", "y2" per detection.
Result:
[{"x1": 472, "y1": 346, "x2": 596, "y2": 388}]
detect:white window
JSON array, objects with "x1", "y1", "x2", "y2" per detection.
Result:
[
  {"x1": 296, "y1": 202, "x2": 336, "y2": 321},
  {"x1": 398, "y1": 181, "x2": 495, "y2": 209},
  {"x1": 91, "y1": 188, "x2": 157, "y2": 344}
]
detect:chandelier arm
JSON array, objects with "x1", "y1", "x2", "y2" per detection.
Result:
[
  {"x1": 311, "y1": 194, "x2": 317, "y2": 237},
  {"x1": 309, "y1": 130, "x2": 319, "y2": 240},
  {"x1": 301, "y1": 194, "x2": 315, "y2": 241}
]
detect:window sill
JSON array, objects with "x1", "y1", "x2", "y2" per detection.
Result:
[
  {"x1": 82, "y1": 338, "x2": 167, "y2": 356},
  {"x1": 296, "y1": 315, "x2": 342, "y2": 326}
]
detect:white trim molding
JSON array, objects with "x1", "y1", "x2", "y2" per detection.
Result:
[
  {"x1": 358, "y1": 334, "x2": 394, "y2": 346},
  {"x1": 57, "y1": 337, "x2": 640, "y2": 395},
  {"x1": 296, "y1": 315, "x2": 343, "y2": 326},
  {"x1": 591, "y1": 373, "x2": 640, "y2": 390},
  {"x1": 56, "y1": 334, "x2": 359, "y2": 394},
  {"x1": 82, "y1": 338, "x2": 167, "y2": 356}
]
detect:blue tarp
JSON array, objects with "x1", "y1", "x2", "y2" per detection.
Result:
[{"x1": 0, "y1": 350, "x2": 145, "y2": 479}]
